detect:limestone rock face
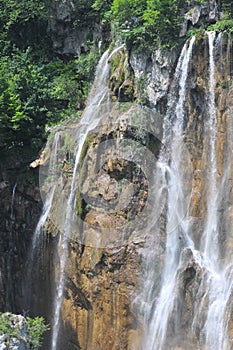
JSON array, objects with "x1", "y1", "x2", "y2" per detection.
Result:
[
  {"x1": 109, "y1": 47, "x2": 137, "y2": 102},
  {"x1": 48, "y1": 0, "x2": 102, "y2": 57},
  {"x1": 30, "y1": 101, "x2": 162, "y2": 349},
  {"x1": 129, "y1": 1, "x2": 220, "y2": 109},
  {"x1": 180, "y1": 0, "x2": 219, "y2": 37},
  {"x1": 1, "y1": 8, "x2": 232, "y2": 349},
  {"x1": 24, "y1": 33, "x2": 233, "y2": 349},
  {"x1": 130, "y1": 46, "x2": 178, "y2": 107}
]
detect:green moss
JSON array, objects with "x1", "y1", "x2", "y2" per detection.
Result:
[
  {"x1": 79, "y1": 135, "x2": 92, "y2": 165},
  {"x1": 111, "y1": 51, "x2": 125, "y2": 74},
  {"x1": 108, "y1": 41, "x2": 116, "y2": 54},
  {"x1": 75, "y1": 135, "x2": 92, "y2": 218},
  {"x1": 61, "y1": 134, "x2": 75, "y2": 156},
  {"x1": 117, "y1": 101, "x2": 134, "y2": 112},
  {"x1": 84, "y1": 203, "x2": 92, "y2": 213},
  {"x1": 76, "y1": 188, "x2": 84, "y2": 218},
  {"x1": 187, "y1": 28, "x2": 205, "y2": 41},
  {"x1": 136, "y1": 75, "x2": 150, "y2": 105}
]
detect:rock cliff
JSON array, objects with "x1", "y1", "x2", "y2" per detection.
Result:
[
  {"x1": 24, "y1": 31, "x2": 233, "y2": 349},
  {"x1": 1, "y1": 1, "x2": 233, "y2": 350},
  {"x1": 0, "y1": 155, "x2": 42, "y2": 315},
  {"x1": 48, "y1": 0, "x2": 104, "y2": 58}
]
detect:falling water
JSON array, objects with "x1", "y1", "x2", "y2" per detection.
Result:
[
  {"x1": 29, "y1": 132, "x2": 60, "y2": 266},
  {"x1": 10, "y1": 183, "x2": 17, "y2": 221},
  {"x1": 25, "y1": 30, "x2": 233, "y2": 349},
  {"x1": 23, "y1": 133, "x2": 60, "y2": 310},
  {"x1": 201, "y1": 31, "x2": 232, "y2": 350},
  {"x1": 51, "y1": 45, "x2": 125, "y2": 350},
  {"x1": 141, "y1": 31, "x2": 233, "y2": 350},
  {"x1": 143, "y1": 36, "x2": 195, "y2": 350},
  {"x1": 203, "y1": 31, "x2": 219, "y2": 263}
]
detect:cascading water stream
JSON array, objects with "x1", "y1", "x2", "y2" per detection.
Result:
[
  {"x1": 200, "y1": 31, "x2": 233, "y2": 350},
  {"x1": 23, "y1": 30, "x2": 233, "y2": 350},
  {"x1": 27, "y1": 132, "x2": 60, "y2": 273},
  {"x1": 143, "y1": 36, "x2": 195, "y2": 350},
  {"x1": 50, "y1": 45, "x2": 125, "y2": 350},
  {"x1": 23, "y1": 132, "x2": 60, "y2": 311},
  {"x1": 10, "y1": 183, "x2": 17, "y2": 221},
  {"x1": 142, "y1": 31, "x2": 233, "y2": 350},
  {"x1": 203, "y1": 31, "x2": 219, "y2": 263}
]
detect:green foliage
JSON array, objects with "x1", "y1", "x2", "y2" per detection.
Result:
[
  {"x1": 207, "y1": 18, "x2": 233, "y2": 33},
  {"x1": 110, "y1": 0, "x2": 233, "y2": 50},
  {"x1": 207, "y1": 1, "x2": 233, "y2": 33},
  {"x1": 187, "y1": 27, "x2": 205, "y2": 40},
  {"x1": 111, "y1": 0, "x2": 183, "y2": 50},
  {"x1": 26, "y1": 316, "x2": 50, "y2": 349},
  {"x1": 136, "y1": 75, "x2": 149, "y2": 105},
  {"x1": 92, "y1": 0, "x2": 112, "y2": 23},
  {"x1": 0, "y1": 0, "x2": 50, "y2": 55},
  {"x1": 0, "y1": 0, "x2": 101, "y2": 153},
  {"x1": 0, "y1": 43, "x2": 100, "y2": 151},
  {"x1": 0, "y1": 313, "x2": 49, "y2": 349},
  {"x1": 221, "y1": 0, "x2": 233, "y2": 18},
  {"x1": 0, "y1": 314, "x2": 16, "y2": 339},
  {"x1": 49, "y1": 60, "x2": 81, "y2": 116},
  {"x1": 75, "y1": 46, "x2": 101, "y2": 95},
  {"x1": 0, "y1": 49, "x2": 53, "y2": 150}
]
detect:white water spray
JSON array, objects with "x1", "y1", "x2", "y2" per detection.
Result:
[
  {"x1": 142, "y1": 31, "x2": 233, "y2": 350},
  {"x1": 29, "y1": 132, "x2": 60, "y2": 265},
  {"x1": 143, "y1": 36, "x2": 195, "y2": 350},
  {"x1": 51, "y1": 45, "x2": 125, "y2": 350},
  {"x1": 201, "y1": 31, "x2": 233, "y2": 350},
  {"x1": 10, "y1": 183, "x2": 17, "y2": 221},
  {"x1": 203, "y1": 31, "x2": 219, "y2": 263}
]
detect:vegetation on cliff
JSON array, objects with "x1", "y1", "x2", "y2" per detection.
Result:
[
  {"x1": 0, "y1": 0, "x2": 100, "y2": 153},
  {"x1": 0, "y1": 0, "x2": 232, "y2": 153},
  {"x1": 0, "y1": 313, "x2": 49, "y2": 349}
]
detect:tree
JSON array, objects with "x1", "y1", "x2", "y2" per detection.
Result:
[
  {"x1": 26, "y1": 316, "x2": 50, "y2": 349},
  {"x1": 111, "y1": 0, "x2": 182, "y2": 49},
  {"x1": 221, "y1": 0, "x2": 233, "y2": 17},
  {"x1": 0, "y1": 313, "x2": 49, "y2": 350}
]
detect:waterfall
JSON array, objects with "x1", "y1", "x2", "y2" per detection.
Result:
[
  {"x1": 26, "y1": 133, "x2": 60, "y2": 276},
  {"x1": 141, "y1": 36, "x2": 195, "y2": 350},
  {"x1": 10, "y1": 183, "x2": 17, "y2": 221},
  {"x1": 140, "y1": 31, "x2": 233, "y2": 350},
  {"x1": 50, "y1": 45, "x2": 125, "y2": 350},
  {"x1": 203, "y1": 31, "x2": 219, "y2": 263},
  {"x1": 200, "y1": 31, "x2": 232, "y2": 350},
  {"x1": 31, "y1": 132, "x2": 60, "y2": 257},
  {"x1": 23, "y1": 133, "x2": 60, "y2": 310},
  {"x1": 23, "y1": 29, "x2": 233, "y2": 350}
]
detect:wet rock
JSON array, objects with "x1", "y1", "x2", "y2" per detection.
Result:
[
  {"x1": 180, "y1": 0, "x2": 219, "y2": 37},
  {"x1": 48, "y1": 0, "x2": 102, "y2": 57},
  {"x1": 109, "y1": 47, "x2": 136, "y2": 102},
  {"x1": 130, "y1": 46, "x2": 177, "y2": 107}
]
